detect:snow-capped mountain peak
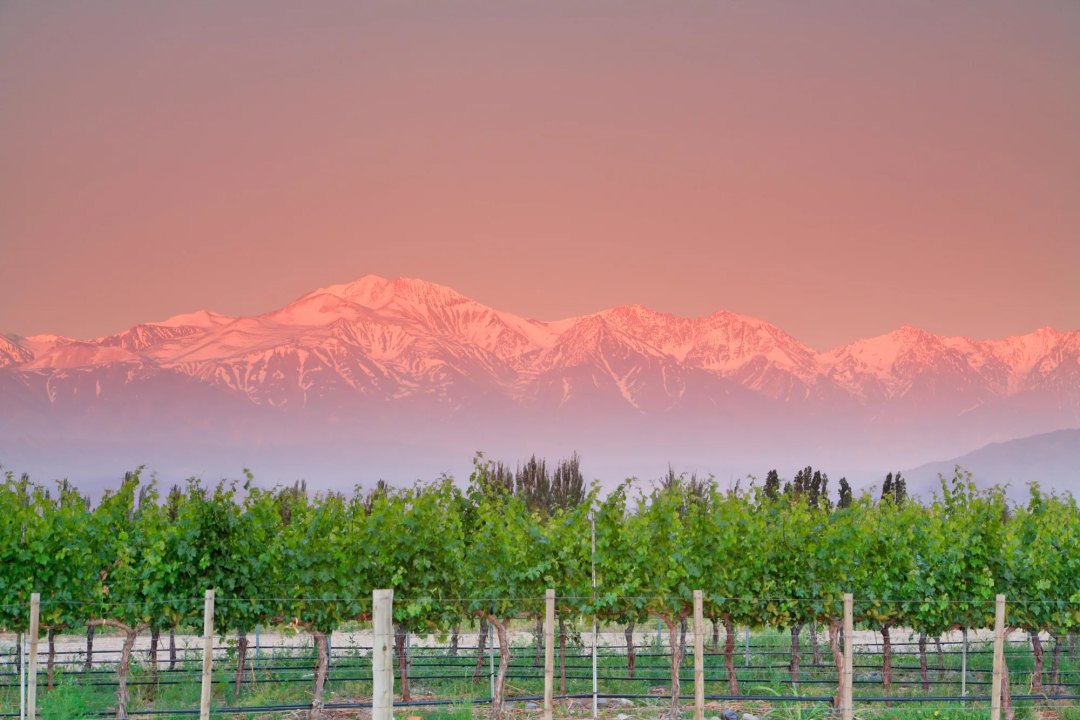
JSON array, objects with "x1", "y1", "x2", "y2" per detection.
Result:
[
  {"x1": 318, "y1": 275, "x2": 469, "y2": 312},
  {"x1": 822, "y1": 324, "x2": 941, "y2": 376},
  {"x1": 16, "y1": 334, "x2": 76, "y2": 356},
  {"x1": 978, "y1": 326, "x2": 1068, "y2": 373},
  {"x1": 1, "y1": 275, "x2": 1076, "y2": 424},
  {"x1": 598, "y1": 305, "x2": 695, "y2": 359},
  {"x1": 689, "y1": 310, "x2": 818, "y2": 372},
  {"x1": 148, "y1": 310, "x2": 233, "y2": 329}
]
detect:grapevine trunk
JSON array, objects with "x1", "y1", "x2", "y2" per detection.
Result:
[
  {"x1": 87, "y1": 619, "x2": 147, "y2": 720},
  {"x1": 150, "y1": 628, "x2": 159, "y2": 675},
  {"x1": 881, "y1": 623, "x2": 893, "y2": 698},
  {"x1": 84, "y1": 627, "x2": 93, "y2": 672},
  {"x1": 395, "y1": 627, "x2": 411, "y2": 702},
  {"x1": 487, "y1": 616, "x2": 512, "y2": 720},
  {"x1": 919, "y1": 633, "x2": 929, "y2": 690},
  {"x1": 789, "y1": 623, "x2": 802, "y2": 682},
  {"x1": 655, "y1": 613, "x2": 685, "y2": 720},
  {"x1": 1030, "y1": 631, "x2": 1044, "y2": 694},
  {"x1": 723, "y1": 614, "x2": 739, "y2": 696},
  {"x1": 474, "y1": 617, "x2": 488, "y2": 681},
  {"x1": 235, "y1": 633, "x2": 249, "y2": 702},
  {"x1": 149, "y1": 627, "x2": 159, "y2": 699},
  {"x1": 46, "y1": 628, "x2": 56, "y2": 691},
  {"x1": 308, "y1": 630, "x2": 330, "y2": 720},
  {"x1": 828, "y1": 618, "x2": 843, "y2": 709},
  {"x1": 169, "y1": 627, "x2": 176, "y2": 671}
]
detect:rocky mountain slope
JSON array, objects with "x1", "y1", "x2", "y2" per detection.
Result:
[{"x1": 2, "y1": 275, "x2": 1077, "y2": 484}]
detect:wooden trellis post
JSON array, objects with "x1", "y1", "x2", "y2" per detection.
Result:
[
  {"x1": 991, "y1": 594, "x2": 1006, "y2": 720},
  {"x1": 373, "y1": 589, "x2": 395, "y2": 720},
  {"x1": 842, "y1": 593, "x2": 853, "y2": 720},
  {"x1": 27, "y1": 594, "x2": 39, "y2": 720},
  {"x1": 200, "y1": 590, "x2": 215, "y2": 720},
  {"x1": 693, "y1": 590, "x2": 704, "y2": 720},
  {"x1": 545, "y1": 589, "x2": 555, "y2": 720}
]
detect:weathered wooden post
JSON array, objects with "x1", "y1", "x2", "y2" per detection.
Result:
[
  {"x1": 373, "y1": 589, "x2": 394, "y2": 720},
  {"x1": 545, "y1": 589, "x2": 555, "y2": 720},
  {"x1": 200, "y1": 589, "x2": 215, "y2": 720},
  {"x1": 693, "y1": 590, "x2": 704, "y2": 720},
  {"x1": 991, "y1": 595, "x2": 1006, "y2": 720},
  {"x1": 27, "y1": 594, "x2": 39, "y2": 720},
  {"x1": 842, "y1": 593, "x2": 853, "y2": 720}
]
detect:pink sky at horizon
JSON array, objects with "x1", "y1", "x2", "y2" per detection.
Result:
[{"x1": 2, "y1": 2, "x2": 1078, "y2": 351}]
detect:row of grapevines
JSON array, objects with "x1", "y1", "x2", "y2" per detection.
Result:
[{"x1": 1, "y1": 461, "x2": 1077, "y2": 719}]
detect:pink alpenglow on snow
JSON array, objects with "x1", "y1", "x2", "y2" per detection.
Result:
[{"x1": 0, "y1": 275, "x2": 1077, "y2": 488}]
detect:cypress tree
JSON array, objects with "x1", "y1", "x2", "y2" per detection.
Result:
[
  {"x1": 807, "y1": 470, "x2": 823, "y2": 509},
  {"x1": 893, "y1": 472, "x2": 907, "y2": 506},
  {"x1": 881, "y1": 472, "x2": 894, "y2": 503},
  {"x1": 838, "y1": 477, "x2": 852, "y2": 509},
  {"x1": 551, "y1": 453, "x2": 585, "y2": 512},
  {"x1": 763, "y1": 470, "x2": 781, "y2": 501},
  {"x1": 515, "y1": 456, "x2": 549, "y2": 515},
  {"x1": 793, "y1": 466, "x2": 812, "y2": 498},
  {"x1": 817, "y1": 472, "x2": 831, "y2": 510}
]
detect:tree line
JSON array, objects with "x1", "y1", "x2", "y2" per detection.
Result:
[{"x1": 1, "y1": 457, "x2": 1077, "y2": 720}]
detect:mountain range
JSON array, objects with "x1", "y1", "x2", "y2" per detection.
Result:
[
  {"x1": 904, "y1": 428, "x2": 1080, "y2": 498},
  {"x1": 2, "y1": 275, "x2": 1078, "y2": 491}
]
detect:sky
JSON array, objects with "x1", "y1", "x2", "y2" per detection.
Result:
[{"x1": 2, "y1": 1, "x2": 1078, "y2": 351}]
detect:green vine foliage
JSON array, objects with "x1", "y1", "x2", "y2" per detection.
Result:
[{"x1": 3, "y1": 462, "x2": 1080, "y2": 717}]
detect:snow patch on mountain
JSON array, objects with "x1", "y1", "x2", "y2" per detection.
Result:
[
  {"x1": 24, "y1": 342, "x2": 148, "y2": 369},
  {"x1": 319, "y1": 275, "x2": 470, "y2": 311},
  {"x1": 0, "y1": 335, "x2": 34, "y2": 368},
  {"x1": 149, "y1": 310, "x2": 232, "y2": 329},
  {"x1": 17, "y1": 334, "x2": 76, "y2": 357}
]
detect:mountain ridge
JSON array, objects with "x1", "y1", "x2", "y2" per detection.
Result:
[
  {"x1": 904, "y1": 428, "x2": 1080, "y2": 497},
  {"x1": 3, "y1": 274, "x2": 1078, "y2": 411},
  {"x1": 2, "y1": 274, "x2": 1078, "y2": 485}
]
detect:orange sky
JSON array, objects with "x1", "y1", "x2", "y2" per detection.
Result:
[{"x1": 2, "y1": 1, "x2": 1078, "y2": 351}]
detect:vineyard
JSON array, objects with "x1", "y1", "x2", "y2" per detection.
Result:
[{"x1": 1, "y1": 457, "x2": 1079, "y2": 720}]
